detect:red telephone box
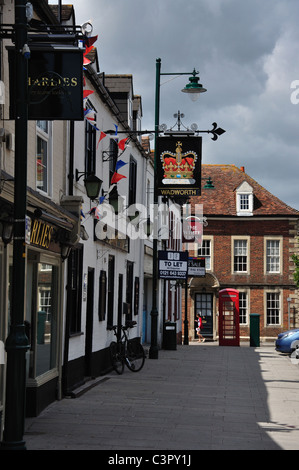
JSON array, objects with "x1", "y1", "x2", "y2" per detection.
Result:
[{"x1": 219, "y1": 288, "x2": 240, "y2": 346}]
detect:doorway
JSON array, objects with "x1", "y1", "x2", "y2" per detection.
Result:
[
  {"x1": 26, "y1": 255, "x2": 59, "y2": 379},
  {"x1": 195, "y1": 293, "x2": 213, "y2": 337},
  {"x1": 85, "y1": 267, "x2": 94, "y2": 377}
]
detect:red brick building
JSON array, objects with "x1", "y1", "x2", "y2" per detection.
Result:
[{"x1": 185, "y1": 164, "x2": 299, "y2": 342}]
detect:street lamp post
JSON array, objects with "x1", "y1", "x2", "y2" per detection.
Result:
[
  {"x1": 149, "y1": 58, "x2": 206, "y2": 359},
  {"x1": 0, "y1": 5, "x2": 91, "y2": 450},
  {"x1": 1, "y1": 0, "x2": 30, "y2": 450},
  {"x1": 148, "y1": 59, "x2": 161, "y2": 359}
]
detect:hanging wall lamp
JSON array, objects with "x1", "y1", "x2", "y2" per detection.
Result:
[
  {"x1": 0, "y1": 204, "x2": 14, "y2": 245},
  {"x1": 75, "y1": 170, "x2": 103, "y2": 201}
]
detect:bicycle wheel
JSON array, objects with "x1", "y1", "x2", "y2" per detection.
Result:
[
  {"x1": 125, "y1": 340, "x2": 145, "y2": 372},
  {"x1": 110, "y1": 341, "x2": 124, "y2": 375}
]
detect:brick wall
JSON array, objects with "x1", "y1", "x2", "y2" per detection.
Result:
[{"x1": 186, "y1": 216, "x2": 299, "y2": 341}]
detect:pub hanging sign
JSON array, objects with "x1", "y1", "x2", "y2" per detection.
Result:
[
  {"x1": 8, "y1": 46, "x2": 84, "y2": 120},
  {"x1": 157, "y1": 136, "x2": 202, "y2": 198}
]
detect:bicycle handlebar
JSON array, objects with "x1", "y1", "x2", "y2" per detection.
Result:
[{"x1": 108, "y1": 320, "x2": 137, "y2": 332}]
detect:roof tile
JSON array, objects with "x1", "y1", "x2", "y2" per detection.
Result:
[{"x1": 190, "y1": 164, "x2": 299, "y2": 217}]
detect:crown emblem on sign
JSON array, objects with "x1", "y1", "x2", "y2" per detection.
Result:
[{"x1": 161, "y1": 141, "x2": 197, "y2": 181}]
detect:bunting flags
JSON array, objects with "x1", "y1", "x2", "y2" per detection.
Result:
[
  {"x1": 85, "y1": 35, "x2": 98, "y2": 48},
  {"x1": 111, "y1": 172, "x2": 127, "y2": 184},
  {"x1": 115, "y1": 159, "x2": 127, "y2": 171},
  {"x1": 97, "y1": 131, "x2": 107, "y2": 148},
  {"x1": 118, "y1": 137, "x2": 128, "y2": 151},
  {"x1": 81, "y1": 33, "x2": 130, "y2": 218},
  {"x1": 83, "y1": 89, "x2": 94, "y2": 99},
  {"x1": 83, "y1": 56, "x2": 91, "y2": 66},
  {"x1": 84, "y1": 108, "x2": 95, "y2": 122}
]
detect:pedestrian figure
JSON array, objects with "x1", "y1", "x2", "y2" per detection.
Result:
[{"x1": 196, "y1": 313, "x2": 205, "y2": 342}]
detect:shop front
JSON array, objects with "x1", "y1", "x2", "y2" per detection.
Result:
[
  {"x1": 0, "y1": 189, "x2": 81, "y2": 426},
  {"x1": 24, "y1": 210, "x2": 75, "y2": 417}
]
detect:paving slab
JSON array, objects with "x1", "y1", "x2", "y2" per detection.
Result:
[{"x1": 24, "y1": 341, "x2": 299, "y2": 451}]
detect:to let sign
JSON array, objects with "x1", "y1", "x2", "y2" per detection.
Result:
[
  {"x1": 188, "y1": 257, "x2": 206, "y2": 277},
  {"x1": 158, "y1": 250, "x2": 188, "y2": 280}
]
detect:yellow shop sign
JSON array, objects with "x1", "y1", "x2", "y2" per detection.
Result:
[{"x1": 30, "y1": 219, "x2": 54, "y2": 249}]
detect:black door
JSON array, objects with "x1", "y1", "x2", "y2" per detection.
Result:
[
  {"x1": 195, "y1": 293, "x2": 213, "y2": 337},
  {"x1": 85, "y1": 267, "x2": 94, "y2": 377}
]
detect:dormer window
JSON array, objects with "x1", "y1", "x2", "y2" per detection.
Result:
[
  {"x1": 236, "y1": 181, "x2": 253, "y2": 216},
  {"x1": 240, "y1": 194, "x2": 249, "y2": 211}
]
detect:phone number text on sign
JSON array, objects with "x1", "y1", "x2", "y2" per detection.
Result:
[{"x1": 158, "y1": 250, "x2": 188, "y2": 280}]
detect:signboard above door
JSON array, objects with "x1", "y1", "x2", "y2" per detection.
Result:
[{"x1": 8, "y1": 46, "x2": 84, "y2": 120}]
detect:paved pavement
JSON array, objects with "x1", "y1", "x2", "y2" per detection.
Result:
[{"x1": 24, "y1": 341, "x2": 299, "y2": 451}]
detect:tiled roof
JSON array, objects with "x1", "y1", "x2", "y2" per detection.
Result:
[{"x1": 190, "y1": 164, "x2": 299, "y2": 217}]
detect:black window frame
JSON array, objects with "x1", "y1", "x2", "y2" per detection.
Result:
[
  {"x1": 98, "y1": 270, "x2": 107, "y2": 321},
  {"x1": 109, "y1": 138, "x2": 118, "y2": 182},
  {"x1": 84, "y1": 102, "x2": 97, "y2": 175},
  {"x1": 126, "y1": 261, "x2": 134, "y2": 320},
  {"x1": 128, "y1": 155, "x2": 137, "y2": 206},
  {"x1": 107, "y1": 255, "x2": 115, "y2": 328}
]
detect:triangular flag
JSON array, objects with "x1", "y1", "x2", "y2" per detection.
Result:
[
  {"x1": 84, "y1": 108, "x2": 93, "y2": 116},
  {"x1": 85, "y1": 35, "x2": 98, "y2": 48},
  {"x1": 118, "y1": 137, "x2": 128, "y2": 151},
  {"x1": 86, "y1": 116, "x2": 96, "y2": 123},
  {"x1": 84, "y1": 45, "x2": 94, "y2": 56},
  {"x1": 83, "y1": 90, "x2": 94, "y2": 99},
  {"x1": 115, "y1": 160, "x2": 127, "y2": 171},
  {"x1": 97, "y1": 131, "x2": 107, "y2": 148},
  {"x1": 114, "y1": 124, "x2": 118, "y2": 135},
  {"x1": 111, "y1": 172, "x2": 127, "y2": 184},
  {"x1": 99, "y1": 195, "x2": 106, "y2": 204},
  {"x1": 83, "y1": 56, "x2": 91, "y2": 66}
]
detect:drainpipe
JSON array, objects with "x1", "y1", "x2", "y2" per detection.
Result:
[{"x1": 68, "y1": 121, "x2": 74, "y2": 195}]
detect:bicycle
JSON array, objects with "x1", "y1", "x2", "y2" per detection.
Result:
[{"x1": 109, "y1": 320, "x2": 145, "y2": 374}]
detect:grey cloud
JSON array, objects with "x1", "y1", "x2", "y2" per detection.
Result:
[{"x1": 70, "y1": 0, "x2": 299, "y2": 210}]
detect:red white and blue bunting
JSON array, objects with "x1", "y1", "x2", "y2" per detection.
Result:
[{"x1": 81, "y1": 33, "x2": 130, "y2": 219}]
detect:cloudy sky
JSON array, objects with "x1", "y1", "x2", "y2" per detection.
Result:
[{"x1": 66, "y1": 0, "x2": 299, "y2": 210}]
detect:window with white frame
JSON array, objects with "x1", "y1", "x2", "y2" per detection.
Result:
[
  {"x1": 239, "y1": 292, "x2": 248, "y2": 324},
  {"x1": 36, "y1": 120, "x2": 51, "y2": 194},
  {"x1": 266, "y1": 292, "x2": 280, "y2": 325},
  {"x1": 233, "y1": 239, "x2": 248, "y2": 272},
  {"x1": 266, "y1": 239, "x2": 281, "y2": 273},
  {"x1": 240, "y1": 194, "x2": 249, "y2": 211},
  {"x1": 197, "y1": 239, "x2": 211, "y2": 270},
  {"x1": 39, "y1": 289, "x2": 51, "y2": 320},
  {"x1": 236, "y1": 181, "x2": 253, "y2": 216}
]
